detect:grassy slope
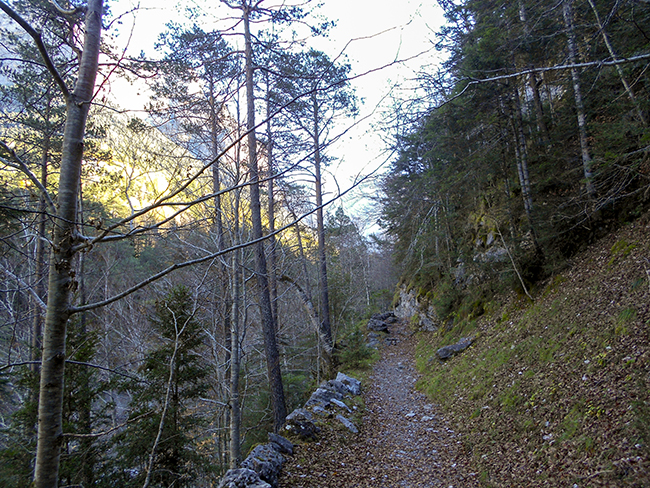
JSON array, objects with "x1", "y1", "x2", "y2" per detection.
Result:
[{"x1": 415, "y1": 218, "x2": 650, "y2": 487}]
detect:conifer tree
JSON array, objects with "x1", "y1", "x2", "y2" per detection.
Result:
[
  {"x1": 105, "y1": 285, "x2": 210, "y2": 487},
  {"x1": 0, "y1": 324, "x2": 107, "y2": 488}
]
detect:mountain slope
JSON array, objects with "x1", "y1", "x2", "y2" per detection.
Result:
[{"x1": 415, "y1": 216, "x2": 650, "y2": 486}]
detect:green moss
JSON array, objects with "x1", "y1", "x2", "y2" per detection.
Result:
[{"x1": 608, "y1": 239, "x2": 637, "y2": 266}]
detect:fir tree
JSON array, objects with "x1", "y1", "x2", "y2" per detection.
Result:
[{"x1": 105, "y1": 285, "x2": 210, "y2": 487}]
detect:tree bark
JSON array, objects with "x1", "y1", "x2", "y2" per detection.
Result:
[
  {"x1": 505, "y1": 91, "x2": 542, "y2": 254},
  {"x1": 242, "y1": 1, "x2": 287, "y2": 432},
  {"x1": 501, "y1": 96, "x2": 533, "y2": 217},
  {"x1": 312, "y1": 95, "x2": 334, "y2": 378},
  {"x1": 513, "y1": 96, "x2": 534, "y2": 219},
  {"x1": 563, "y1": 0, "x2": 595, "y2": 197},
  {"x1": 34, "y1": 1, "x2": 103, "y2": 486}
]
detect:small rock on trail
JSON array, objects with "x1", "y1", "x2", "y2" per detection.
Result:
[{"x1": 278, "y1": 320, "x2": 480, "y2": 488}]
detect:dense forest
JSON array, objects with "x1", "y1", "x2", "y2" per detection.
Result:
[
  {"x1": 382, "y1": 0, "x2": 650, "y2": 304},
  {"x1": 0, "y1": 0, "x2": 649, "y2": 487},
  {"x1": 0, "y1": 1, "x2": 395, "y2": 486}
]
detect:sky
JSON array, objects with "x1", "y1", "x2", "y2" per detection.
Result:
[{"x1": 107, "y1": 0, "x2": 447, "y2": 231}]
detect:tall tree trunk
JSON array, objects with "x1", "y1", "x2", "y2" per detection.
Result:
[
  {"x1": 229, "y1": 188, "x2": 242, "y2": 468},
  {"x1": 34, "y1": 2, "x2": 103, "y2": 486},
  {"x1": 229, "y1": 122, "x2": 243, "y2": 468},
  {"x1": 528, "y1": 71, "x2": 549, "y2": 146},
  {"x1": 507, "y1": 92, "x2": 542, "y2": 253},
  {"x1": 511, "y1": 117, "x2": 535, "y2": 230},
  {"x1": 518, "y1": 0, "x2": 550, "y2": 146},
  {"x1": 312, "y1": 96, "x2": 334, "y2": 377},
  {"x1": 242, "y1": 2, "x2": 286, "y2": 432},
  {"x1": 513, "y1": 92, "x2": 534, "y2": 213},
  {"x1": 265, "y1": 74, "x2": 279, "y2": 328},
  {"x1": 563, "y1": 0, "x2": 595, "y2": 197}
]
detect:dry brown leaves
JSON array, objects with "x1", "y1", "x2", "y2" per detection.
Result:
[{"x1": 424, "y1": 217, "x2": 650, "y2": 487}]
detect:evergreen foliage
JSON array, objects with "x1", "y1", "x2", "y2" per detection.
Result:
[
  {"x1": 0, "y1": 324, "x2": 107, "y2": 488},
  {"x1": 102, "y1": 285, "x2": 210, "y2": 487},
  {"x1": 381, "y1": 0, "x2": 650, "y2": 296},
  {"x1": 0, "y1": 369, "x2": 38, "y2": 487}
]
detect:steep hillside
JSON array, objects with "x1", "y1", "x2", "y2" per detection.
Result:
[{"x1": 414, "y1": 217, "x2": 650, "y2": 486}]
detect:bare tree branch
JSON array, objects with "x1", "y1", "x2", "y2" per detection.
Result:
[
  {"x1": 65, "y1": 359, "x2": 146, "y2": 382},
  {"x1": 1, "y1": 360, "x2": 144, "y2": 382},
  {"x1": 61, "y1": 410, "x2": 154, "y2": 439},
  {"x1": 70, "y1": 158, "x2": 385, "y2": 314},
  {"x1": 438, "y1": 53, "x2": 650, "y2": 108},
  {"x1": 0, "y1": 141, "x2": 57, "y2": 215},
  {"x1": 0, "y1": 264, "x2": 47, "y2": 312}
]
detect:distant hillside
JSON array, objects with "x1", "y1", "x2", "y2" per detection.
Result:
[{"x1": 413, "y1": 215, "x2": 650, "y2": 486}]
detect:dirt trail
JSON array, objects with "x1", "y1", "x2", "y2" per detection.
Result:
[{"x1": 279, "y1": 321, "x2": 480, "y2": 487}]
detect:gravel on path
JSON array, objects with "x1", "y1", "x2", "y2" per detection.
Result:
[{"x1": 278, "y1": 321, "x2": 480, "y2": 488}]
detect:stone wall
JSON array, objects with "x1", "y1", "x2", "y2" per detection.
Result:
[{"x1": 218, "y1": 372, "x2": 361, "y2": 488}]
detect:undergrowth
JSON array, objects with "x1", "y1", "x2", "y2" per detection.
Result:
[{"x1": 335, "y1": 321, "x2": 379, "y2": 381}]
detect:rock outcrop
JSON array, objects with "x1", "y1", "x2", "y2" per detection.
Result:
[
  {"x1": 218, "y1": 434, "x2": 291, "y2": 488},
  {"x1": 288, "y1": 372, "x2": 362, "y2": 437},
  {"x1": 283, "y1": 408, "x2": 318, "y2": 441},
  {"x1": 367, "y1": 311, "x2": 397, "y2": 332},
  {"x1": 395, "y1": 287, "x2": 440, "y2": 332},
  {"x1": 335, "y1": 371, "x2": 361, "y2": 395},
  {"x1": 240, "y1": 444, "x2": 285, "y2": 487},
  {"x1": 218, "y1": 468, "x2": 272, "y2": 488}
]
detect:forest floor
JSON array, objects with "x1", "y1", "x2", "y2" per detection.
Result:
[
  {"x1": 411, "y1": 217, "x2": 650, "y2": 487},
  {"x1": 278, "y1": 320, "x2": 480, "y2": 488},
  {"x1": 278, "y1": 217, "x2": 650, "y2": 487}
]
